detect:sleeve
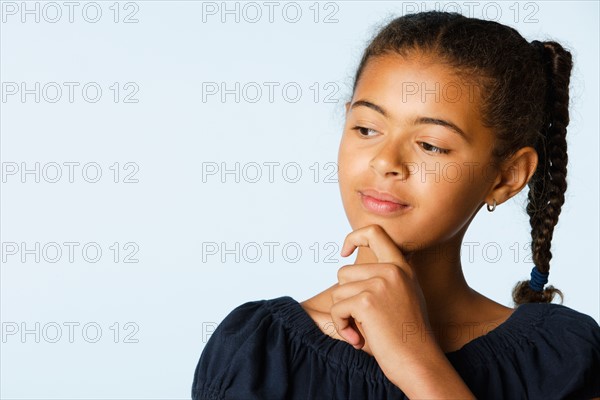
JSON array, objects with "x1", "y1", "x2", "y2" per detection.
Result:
[
  {"x1": 191, "y1": 299, "x2": 292, "y2": 400},
  {"x1": 456, "y1": 306, "x2": 600, "y2": 400},
  {"x1": 547, "y1": 307, "x2": 600, "y2": 399},
  {"x1": 516, "y1": 306, "x2": 600, "y2": 399}
]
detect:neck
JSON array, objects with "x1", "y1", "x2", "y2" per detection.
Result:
[{"x1": 353, "y1": 234, "x2": 476, "y2": 328}]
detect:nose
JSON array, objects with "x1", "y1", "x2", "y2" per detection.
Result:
[{"x1": 369, "y1": 140, "x2": 411, "y2": 181}]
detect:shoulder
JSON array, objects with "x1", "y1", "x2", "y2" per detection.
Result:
[
  {"x1": 507, "y1": 302, "x2": 600, "y2": 365},
  {"x1": 541, "y1": 302, "x2": 599, "y2": 326},
  {"x1": 533, "y1": 302, "x2": 600, "y2": 348},
  {"x1": 480, "y1": 301, "x2": 600, "y2": 356},
  {"x1": 517, "y1": 303, "x2": 600, "y2": 397},
  {"x1": 453, "y1": 302, "x2": 600, "y2": 399},
  {"x1": 191, "y1": 296, "x2": 300, "y2": 400}
]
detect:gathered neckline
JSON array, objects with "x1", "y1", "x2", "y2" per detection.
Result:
[{"x1": 265, "y1": 295, "x2": 551, "y2": 383}]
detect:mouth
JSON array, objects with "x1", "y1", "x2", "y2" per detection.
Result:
[{"x1": 358, "y1": 189, "x2": 412, "y2": 216}]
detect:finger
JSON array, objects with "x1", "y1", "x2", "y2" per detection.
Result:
[
  {"x1": 340, "y1": 224, "x2": 410, "y2": 271},
  {"x1": 329, "y1": 296, "x2": 366, "y2": 348},
  {"x1": 335, "y1": 267, "x2": 384, "y2": 290},
  {"x1": 347, "y1": 318, "x2": 365, "y2": 349},
  {"x1": 340, "y1": 224, "x2": 405, "y2": 263},
  {"x1": 331, "y1": 279, "x2": 370, "y2": 302},
  {"x1": 330, "y1": 282, "x2": 368, "y2": 350}
]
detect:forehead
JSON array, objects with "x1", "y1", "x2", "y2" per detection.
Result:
[{"x1": 353, "y1": 53, "x2": 485, "y2": 130}]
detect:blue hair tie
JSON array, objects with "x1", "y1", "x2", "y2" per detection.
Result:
[{"x1": 529, "y1": 266, "x2": 549, "y2": 292}]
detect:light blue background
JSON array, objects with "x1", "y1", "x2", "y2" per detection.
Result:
[{"x1": 1, "y1": 1, "x2": 598, "y2": 398}]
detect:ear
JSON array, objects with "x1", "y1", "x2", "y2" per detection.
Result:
[{"x1": 486, "y1": 147, "x2": 538, "y2": 206}]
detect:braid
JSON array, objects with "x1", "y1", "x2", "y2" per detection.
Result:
[{"x1": 511, "y1": 41, "x2": 573, "y2": 305}]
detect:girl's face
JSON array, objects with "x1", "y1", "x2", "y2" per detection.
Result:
[{"x1": 338, "y1": 53, "x2": 498, "y2": 255}]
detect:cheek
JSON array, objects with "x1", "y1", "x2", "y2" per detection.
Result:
[
  {"x1": 337, "y1": 137, "x2": 364, "y2": 186},
  {"x1": 418, "y1": 166, "x2": 477, "y2": 207},
  {"x1": 415, "y1": 166, "x2": 486, "y2": 238},
  {"x1": 337, "y1": 139, "x2": 371, "y2": 227}
]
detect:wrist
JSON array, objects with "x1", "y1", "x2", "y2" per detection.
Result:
[{"x1": 386, "y1": 343, "x2": 476, "y2": 399}]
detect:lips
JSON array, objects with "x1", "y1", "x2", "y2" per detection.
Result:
[{"x1": 358, "y1": 188, "x2": 410, "y2": 206}]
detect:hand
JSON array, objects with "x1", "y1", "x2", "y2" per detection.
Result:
[
  {"x1": 330, "y1": 224, "x2": 475, "y2": 399},
  {"x1": 330, "y1": 224, "x2": 432, "y2": 371}
]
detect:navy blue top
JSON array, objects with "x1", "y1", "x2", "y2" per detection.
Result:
[{"x1": 191, "y1": 296, "x2": 600, "y2": 399}]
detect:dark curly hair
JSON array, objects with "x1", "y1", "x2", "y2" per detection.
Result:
[{"x1": 350, "y1": 11, "x2": 572, "y2": 306}]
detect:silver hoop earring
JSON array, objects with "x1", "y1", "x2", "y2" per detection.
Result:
[{"x1": 487, "y1": 199, "x2": 497, "y2": 212}]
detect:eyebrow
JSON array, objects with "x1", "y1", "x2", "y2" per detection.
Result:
[{"x1": 350, "y1": 99, "x2": 469, "y2": 141}]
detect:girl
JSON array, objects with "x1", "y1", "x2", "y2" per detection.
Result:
[{"x1": 191, "y1": 11, "x2": 600, "y2": 399}]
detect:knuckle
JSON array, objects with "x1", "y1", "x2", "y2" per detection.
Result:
[
  {"x1": 329, "y1": 302, "x2": 339, "y2": 316},
  {"x1": 383, "y1": 263, "x2": 402, "y2": 281},
  {"x1": 358, "y1": 291, "x2": 374, "y2": 308},
  {"x1": 336, "y1": 266, "x2": 348, "y2": 282},
  {"x1": 371, "y1": 276, "x2": 387, "y2": 292},
  {"x1": 383, "y1": 263, "x2": 397, "y2": 274},
  {"x1": 330, "y1": 288, "x2": 341, "y2": 303},
  {"x1": 367, "y1": 224, "x2": 382, "y2": 235}
]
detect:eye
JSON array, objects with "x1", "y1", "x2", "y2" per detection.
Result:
[
  {"x1": 419, "y1": 142, "x2": 450, "y2": 155},
  {"x1": 351, "y1": 126, "x2": 379, "y2": 137}
]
